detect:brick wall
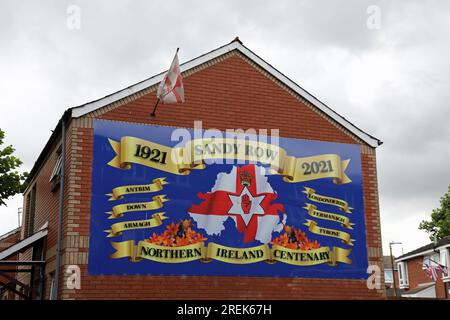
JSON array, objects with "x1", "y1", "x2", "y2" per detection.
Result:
[
  {"x1": 18, "y1": 142, "x2": 62, "y2": 298},
  {"x1": 0, "y1": 230, "x2": 20, "y2": 251},
  {"x1": 54, "y1": 51, "x2": 385, "y2": 299}
]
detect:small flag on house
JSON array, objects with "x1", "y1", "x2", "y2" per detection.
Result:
[
  {"x1": 424, "y1": 264, "x2": 438, "y2": 281},
  {"x1": 151, "y1": 48, "x2": 185, "y2": 117},
  {"x1": 438, "y1": 263, "x2": 449, "y2": 277}
]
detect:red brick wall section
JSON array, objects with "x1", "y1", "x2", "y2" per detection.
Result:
[
  {"x1": 49, "y1": 52, "x2": 383, "y2": 299},
  {"x1": 0, "y1": 230, "x2": 20, "y2": 251},
  {"x1": 404, "y1": 256, "x2": 447, "y2": 298},
  {"x1": 17, "y1": 143, "x2": 62, "y2": 298}
]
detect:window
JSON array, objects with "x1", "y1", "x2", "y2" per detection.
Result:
[
  {"x1": 31, "y1": 239, "x2": 45, "y2": 300},
  {"x1": 49, "y1": 151, "x2": 62, "y2": 191},
  {"x1": 384, "y1": 269, "x2": 394, "y2": 284},
  {"x1": 25, "y1": 184, "x2": 37, "y2": 237},
  {"x1": 439, "y1": 248, "x2": 450, "y2": 280},
  {"x1": 49, "y1": 272, "x2": 55, "y2": 300},
  {"x1": 423, "y1": 253, "x2": 440, "y2": 269},
  {"x1": 398, "y1": 262, "x2": 409, "y2": 289}
]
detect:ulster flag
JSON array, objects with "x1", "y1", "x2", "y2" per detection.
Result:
[
  {"x1": 156, "y1": 48, "x2": 185, "y2": 104},
  {"x1": 188, "y1": 164, "x2": 286, "y2": 243}
]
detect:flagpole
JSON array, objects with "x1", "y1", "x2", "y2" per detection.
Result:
[{"x1": 150, "y1": 98, "x2": 160, "y2": 117}]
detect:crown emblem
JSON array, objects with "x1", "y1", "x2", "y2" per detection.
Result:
[{"x1": 239, "y1": 170, "x2": 253, "y2": 187}]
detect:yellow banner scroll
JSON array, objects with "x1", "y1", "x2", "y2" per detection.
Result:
[
  {"x1": 276, "y1": 154, "x2": 351, "y2": 184},
  {"x1": 302, "y1": 187, "x2": 353, "y2": 213},
  {"x1": 106, "y1": 195, "x2": 169, "y2": 219},
  {"x1": 205, "y1": 243, "x2": 271, "y2": 264},
  {"x1": 304, "y1": 219, "x2": 355, "y2": 246},
  {"x1": 138, "y1": 242, "x2": 205, "y2": 263},
  {"x1": 107, "y1": 136, "x2": 351, "y2": 184},
  {"x1": 105, "y1": 212, "x2": 168, "y2": 237},
  {"x1": 110, "y1": 241, "x2": 352, "y2": 266},
  {"x1": 271, "y1": 245, "x2": 352, "y2": 266},
  {"x1": 110, "y1": 240, "x2": 205, "y2": 263},
  {"x1": 304, "y1": 203, "x2": 354, "y2": 229},
  {"x1": 106, "y1": 178, "x2": 168, "y2": 201},
  {"x1": 107, "y1": 137, "x2": 203, "y2": 175}
]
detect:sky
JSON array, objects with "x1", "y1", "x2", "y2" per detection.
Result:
[{"x1": 1, "y1": 0, "x2": 449, "y2": 258}]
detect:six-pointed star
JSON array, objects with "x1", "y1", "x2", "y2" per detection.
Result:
[{"x1": 228, "y1": 187, "x2": 266, "y2": 226}]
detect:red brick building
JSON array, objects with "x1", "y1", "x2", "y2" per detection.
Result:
[
  {"x1": 395, "y1": 236, "x2": 450, "y2": 299},
  {"x1": 0, "y1": 38, "x2": 384, "y2": 299}
]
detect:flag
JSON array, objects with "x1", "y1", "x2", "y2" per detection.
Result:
[
  {"x1": 188, "y1": 164, "x2": 286, "y2": 244},
  {"x1": 156, "y1": 49, "x2": 185, "y2": 104},
  {"x1": 431, "y1": 265, "x2": 438, "y2": 281},
  {"x1": 438, "y1": 263, "x2": 449, "y2": 277},
  {"x1": 425, "y1": 264, "x2": 438, "y2": 281}
]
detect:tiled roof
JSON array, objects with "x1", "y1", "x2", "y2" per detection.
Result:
[{"x1": 396, "y1": 236, "x2": 450, "y2": 261}]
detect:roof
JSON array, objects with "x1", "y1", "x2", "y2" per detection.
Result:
[
  {"x1": 396, "y1": 236, "x2": 450, "y2": 262},
  {"x1": 0, "y1": 227, "x2": 47, "y2": 260},
  {"x1": 385, "y1": 287, "x2": 405, "y2": 297},
  {"x1": 383, "y1": 256, "x2": 397, "y2": 270},
  {"x1": 71, "y1": 38, "x2": 382, "y2": 147},
  {"x1": 0, "y1": 227, "x2": 20, "y2": 243},
  {"x1": 401, "y1": 283, "x2": 435, "y2": 296},
  {"x1": 25, "y1": 38, "x2": 382, "y2": 185}
]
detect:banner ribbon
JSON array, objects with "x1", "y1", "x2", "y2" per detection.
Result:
[
  {"x1": 303, "y1": 219, "x2": 355, "y2": 246},
  {"x1": 104, "y1": 212, "x2": 168, "y2": 237},
  {"x1": 204, "y1": 243, "x2": 271, "y2": 264},
  {"x1": 106, "y1": 195, "x2": 169, "y2": 219},
  {"x1": 110, "y1": 240, "x2": 204, "y2": 263},
  {"x1": 109, "y1": 241, "x2": 352, "y2": 266},
  {"x1": 106, "y1": 178, "x2": 168, "y2": 200},
  {"x1": 271, "y1": 245, "x2": 352, "y2": 266},
  {"x1": 107, "y1": 136, "x2": 351, "y2": 184},
  {"x1": 304, "y1": 203, "x2": 354, "y2": 229},
  {"x1": 302, "y1": 187, "x2": 353, "y2": 213}
]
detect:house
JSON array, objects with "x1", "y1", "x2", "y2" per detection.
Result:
[
  {"x1": 383, "y1": 255, "x2": 401, "y2": 297},
  {"x1": 0, "y1": 38, "x2": 384, "y2": 299},
  {"x1": 395, "y1": 236, "x2": 450, "y2": 299}
]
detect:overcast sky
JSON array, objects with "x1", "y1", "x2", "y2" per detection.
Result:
[{"x1": 1, "y1": 0, "x2": 449, "y2": 257}]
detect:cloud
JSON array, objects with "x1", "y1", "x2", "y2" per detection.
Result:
[{"x1": 0, "y1": 1, "x2": 449, "y2": 255}]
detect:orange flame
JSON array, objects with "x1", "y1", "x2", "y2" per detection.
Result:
[
  {"x1": 146, "y1": 219, "x2": 207, "y2": 247},
  {"x1": 271, "y1": 224, "x2": 320, "y2": 250}
]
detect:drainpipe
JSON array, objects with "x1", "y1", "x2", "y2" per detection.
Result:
[{"x1": 52, "y1": 118, "x2": 66, "y2": 300}]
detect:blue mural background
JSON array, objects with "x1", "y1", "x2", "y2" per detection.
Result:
[{"x1": 88, "y1": 120, "x2": 368, "y2": 278}]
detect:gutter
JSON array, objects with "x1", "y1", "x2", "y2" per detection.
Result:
[
  {"x1": 395, "y1": 249, "x2": 435, "y2": 263},
  {"x1": 50, "y1": 110, "x2": 71, "y2": 300}
]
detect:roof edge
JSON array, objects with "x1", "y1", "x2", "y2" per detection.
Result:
[
  {"x1": 24, "y1": 109, "x2": 72, "y2": 187},
  {"x1": 396, "y1": 236, "x2": 450, "y2": 262},
  {"x1": 0, "y1": 227, "x2": 48, "y2": 260},
  {"x1": 70, "y1": 39, "x2": 382, "y2": 147},
  {"x1": 0, "y1": 227, "x2": 21, "y2": 242}
]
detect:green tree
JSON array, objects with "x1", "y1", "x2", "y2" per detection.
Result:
[
  {"x1": 419, "y1": 186, "x2": 450, "y2": 241},
  {"x1": 0, "y1": 128, "x2": 28, "y2": 206}
]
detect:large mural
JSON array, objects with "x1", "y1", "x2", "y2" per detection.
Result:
[{"x1": 88, "y1": 120, "x2": 368, "y2": 278}]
